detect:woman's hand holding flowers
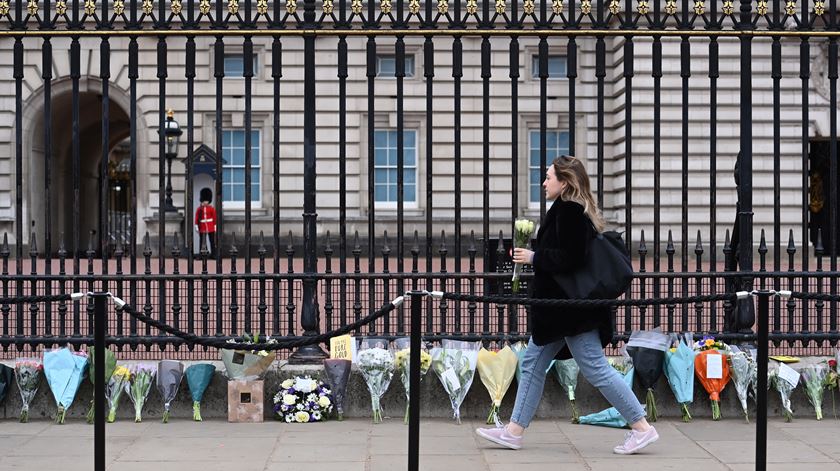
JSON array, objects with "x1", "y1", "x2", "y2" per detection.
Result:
[{"x1": 512, "y1": 248, "x2": 534, "y2": 264}]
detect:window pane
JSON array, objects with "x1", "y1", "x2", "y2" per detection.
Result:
[
  {"x1": 405, "y1": 184, "x2": 415, "y2": 202},
  {"x1": 547, "y1": 56, "x2": 566, "y2": 77},
  {"x1": 404, "y1": 130, "x2": 416, "y2": 148},
  {"x1": 374, "y1": 168, "x2": 387, "y2": 185},
  {"x1": 374, "y1": 185, "x2": 388, "y2": 202},
  {"x1": 388, "y1": 185, "x2": 397, "y2": 202},
  {"x1": 224, "y1": 55, "x2": 244, "y2": 76},
  {"x1": 531, "y1": 184, "x2": 541, "y2": 203},
  {"x1": 377, "y1": 56, "x2": 396, "y2": 76},
  {"x1": 374, "y1": 130, "x2": 388, "y2": 148},
  {"x1": 404, "y1": 56, "x2": 415, "y2": 77}
]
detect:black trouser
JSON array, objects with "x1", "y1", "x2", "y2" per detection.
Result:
[{"x1": 200, "y1": 232, "x2": 215, "y2": 256}]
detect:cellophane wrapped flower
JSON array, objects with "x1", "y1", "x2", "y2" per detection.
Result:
[
  {"x1": 728, "y1": 350, "x2": 757, "y2": 423},
  {"x1": 511, "y1": 219, "x2": 535, "y2": 293},
  {"x1": 800, "y1": 363, "x2": 828, "y2": 421},
  {"x1": 393, "y1": 338, "x2": 432, "y2": 424},
  {"x1": 86, "y1": 346, "x2": 117, "y2": 424},
  {"x1": 826, "y1": 357, "x2": 838, "y2": 419},
  {"x1": 693, "y1": 337, "x2": 730, "y2": 420},
  {"x1": 430, "y1": 340, "x2": 480, "y2": 424},
  {"x1": 127, "y1": 364, "x2": 157, "y2": 423},
  {"x1": 553, "y1": 359, "x2": 580, "y2": 422},
  {"x1": 476, "y1": 346, "x2": 518, "y2": 425},
  {"x1": 356, "y1": 343, "x2": 395, "y2": 424},
  {"x1": 769, "y1": 366, "x2": 797, "y2": 422},
  {"x1": 664, "y1": 334, "x2": 697, "y2": 422},
  {"x1": 43, "y1": 348, "x2": 89, "y2": 424},
  {"x1": 15, "y1": 358, "x2": 42, "y2": 423},
  {"x1": 107, "y1": 366, "x2": 131, "y2": 423},
  {"x1": 273, "y1": 376, "x2": 334, "y2": 423}
]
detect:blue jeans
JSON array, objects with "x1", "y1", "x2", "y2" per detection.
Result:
[{"x1": 510, "y1": 330, "x2": 646, "y2": 428}]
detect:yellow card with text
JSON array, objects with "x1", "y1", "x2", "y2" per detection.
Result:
[{"x1": 330, "y1": 334, "x2": 356, "y2": 361}]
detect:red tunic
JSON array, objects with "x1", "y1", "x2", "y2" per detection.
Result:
[{"x1": 194, "y1": 205, "x2": 217, "y2": 233}]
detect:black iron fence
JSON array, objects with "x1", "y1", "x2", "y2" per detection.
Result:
[{"x1": 0, "y1": 0, "x2": 838, "y2": 358}]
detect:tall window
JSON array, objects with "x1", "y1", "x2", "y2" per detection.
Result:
[
  {"x1": 529, "y1": 130, "x2": 570, "y2": 203},
  {"x1": 531, "y1": 55, "x2": 567, "y2": 79},
  {"x1": 376, "y1": 54, "x2": 416, "y2": 78},
  {"x1": 222, "y1": 130, "x2": 261, "y2": 204},
  {"x1": 374, "y1": 130, "x2": 417, "y2": 204},
  {"x1": 223, "y1": 53, "x2": 259, "y2": 77}
]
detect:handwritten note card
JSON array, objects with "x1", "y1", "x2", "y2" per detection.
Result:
[
  {"x1": 706, "y1": 353, "x2": 723, "y2": 379},
  {"x1": 778, "y1": 363, "x2": 800, "y2": 388}
]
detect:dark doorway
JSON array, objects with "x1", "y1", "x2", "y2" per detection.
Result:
[{"x1": 809, "y1": 140, "x2": 840, "y2": 255}]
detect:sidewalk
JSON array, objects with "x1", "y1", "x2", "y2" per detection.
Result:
[{"x1": 0, "y1": 417, "x2": 838, "y2": 471}]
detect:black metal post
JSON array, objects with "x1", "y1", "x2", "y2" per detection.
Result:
[
  {"x1": 92, "y1": 292, "x2": 108, "y2": 471},
  {"x1": 736, "y1": 0, "x2": 755, "y2": 334},
  {"x1": 289, "y1": 0, "x2": 327, "y2": 363},
  {"x1": 164, "y1": 154, "x2": 176, "y2": 212},
  {"x1": 408, "y1": 291, "x2": 422, "y2": 471},
  {"x1": 755, "y1": 291, "x2": 770, "y2": 471}
]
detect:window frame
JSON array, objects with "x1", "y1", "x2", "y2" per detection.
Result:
[
  {"x1": 372, "y1": 128, "x2": 419, "y2": 209},
  {"x1": 528, "y1": 129, "x2": 571, "y2": 206},
  {"x1": 220, "y1": 128, "x2": 263, "y2": 209},
  {"x1": 530, "y1": 54, "x2": 568, "y2": 80},
  {"x1": 375, "y1": 54, "x2": 417, "y2": 79}
]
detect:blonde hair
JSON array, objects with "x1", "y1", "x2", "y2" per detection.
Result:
[{"x1": 552, "y1": 155, "x2": 606, "y2": 233}]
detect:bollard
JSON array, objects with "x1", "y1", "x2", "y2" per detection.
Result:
[
  {"x1": 91, "y1": 292, "x2": 109, "y2": 471},
  {"x1": 408, "y1": 291, "x2": 423, "y2": 471},
  {"x1": 755, "y1": 291, "x2": 770, "y2": 471}
]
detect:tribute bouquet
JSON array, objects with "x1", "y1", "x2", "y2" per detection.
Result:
[
  {"x1": 512, "y1": 341, "x2": 554, "y2": 383},
  {"x1": 430, "y1": 340, "x2": 480, "y2": 424},
  {"x1": 273, "y1": 376, "x2": 334, "y2": 423},
  {"x1": 85, "y1": 346, "x2": 117, "y2": 424},
  {"x1": 553, "y1": 359, "x2": 580, "y2": 422},
  {"x1": 625, "y1": 328, "x2": 670, "y2": 422},
  {"x1": 221, "y1": 333, "x2": 277, "y2": 381},
  {"x1": 0, "y1": 364, "x2": 13, "y2": 406},
  {"x1": 577, "y1": 357, "x2": 634, "y2": 428},
  {"x1": 185, "y1": 363, "x2": 216, "y2": 421},
  {"x1": 393, "y1": 338, "x2": 432, "y2": 424},
  {"x1": 826, "y1": 357, "x2": 838, "y2": 419},
  {"x1": 728, "y1": 348, "x2": 757, "y2": 422},
  {"x1": 800, "y1": 363, "x2": 828, "y2": 420},
  {"x1": 664, "y1": 333, "x2": 697, "y2": 422},
  {"x1": 323, "y1": 359, "x2": 352, "y2": 421},
  {"x1": 157, "y1": 360, "x2": 184, "y2": 423},
  {"x1": 511, "y1": 218, "x2": 535, "y2": 293},
  {"x1": 769, "y1": 363, "x2": 799, "y2": 422},
  {"x1": 107, "y1": 365, "x2": 131, "y2": 422},
  {"x1": 128, "y1": 363, "x2": 157, "y2": 422},
  {"x1": 356, "y1": 339, "x2": 395, "y2": 423},
  {"x1": 693, "y1": 336, "x2": 730, "y2": 420},
  {"x1": 14, "y1": 358, "x2": 42, "y2": 423},
  {"x1": 43, "y1": 347, "x2": 89, "y2": 424},
  {"x1": 476, "y1": 346, "x2": 517, "y2": 425}
]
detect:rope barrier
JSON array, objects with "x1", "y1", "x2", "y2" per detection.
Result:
[
  {"x1": 436, "y1": 291, "x2": 742, "y2": 307},
  {"x1": 0, "y1": 293, "x2": 76, "y2": 304}
]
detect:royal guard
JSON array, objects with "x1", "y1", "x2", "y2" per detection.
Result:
[{"x1": 195, "y1": 188, "x2": 217, "y2": 256}]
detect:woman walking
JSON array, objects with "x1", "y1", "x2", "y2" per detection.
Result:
[{"x1": 476, "y1": 155, "x2": 657, "y2": 455}]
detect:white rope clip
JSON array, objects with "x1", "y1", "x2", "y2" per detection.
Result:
[
  {"x1": 428, "y1": 291, "x2": 444, "y2": 299},
  {"x1": 774, "y1": 290, "x2": 792, "y2": 299},
  {"x1": 736, "y1": 291, "x2": 751, "y2": 300},
  {"x1": 392, "y1": 295, "x2": 405, "y2": 308},
  {"x1": 111, "y1": 295, "x2": 127, "y2": 309},
  {"x1": 70, "y1": 292, "x2": 86, "y2": 301}
]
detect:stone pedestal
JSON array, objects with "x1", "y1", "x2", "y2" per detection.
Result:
[{"x1": 227, "y1": 379, "x2": 264, "y2": 423}]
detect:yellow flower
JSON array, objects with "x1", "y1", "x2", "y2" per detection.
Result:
[
  {"x1": 282, "y1": 394, "x2": 297, "y2": 406},
  {"x1": 281, "y1": 379, "x2": 294, "y2": 389},
  {"x1": 669, "y1": 347, "x2": 677, "y2": 353},
  {"x1": 295, "y1": 411, "x2": 310, "y2": 423},
  {"x1": 318, "y1": 396, "x2": 331, "y2": 408},
  {"x1": 705, "y1": 339, "x2": 714, "y2": 347}
]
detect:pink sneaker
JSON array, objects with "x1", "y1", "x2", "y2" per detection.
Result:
[
  {"x1": 613, "y1": 426, "x2": 659, "y2": 455},
  {"x1": 476, "y1": 426, "x2": 523, "y2": 450}
]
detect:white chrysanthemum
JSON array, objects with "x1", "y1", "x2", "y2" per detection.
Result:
[
  {"x1": 285, "y1": 414, "x2": 294, "y2": 423},
  {"x1": 312, "y1": 411, "x2": 322, "y2": 421},
  {"x1": 294, "y1": 377, "x2": 317, "y2": 393},
  {"x1": 306, "y1": 393, "x2": 318, "y2": 402},
  {"x1": 296, "y1": 403, "x2": 305, "y2": 410},
  {"x1": 281, "y1": 379, "x2": 294, "y2": 389},
  {"x1": 282, "y1": 394, "x2": 297, "y2": 405}
]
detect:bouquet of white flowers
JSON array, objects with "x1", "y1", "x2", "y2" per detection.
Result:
[
  {"x1": 430, "y1": 340, "x2": 480, "y2": 424},
  {"x1": 356, "y1": 340, "x2": 395, "y2": 423},
  {"x1": 511, "y1": 219, "x2": 535, "y2": 293},
  {"x1": 273, "y1": 376, "x2": 334, "y2": 423}
]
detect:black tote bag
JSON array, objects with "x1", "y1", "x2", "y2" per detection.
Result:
[{"x1": 552, "y1": 231, "x2": 634, "y2": 300}]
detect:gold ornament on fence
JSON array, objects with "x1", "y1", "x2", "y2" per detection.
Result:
[
  {"x1": 142, "y1": 0, "x2": 153, "y2": 14},
  {"x1": 257, "y1": 0, "x2": 268, "y2": 14},
  {"x1": 552, "y1": 0, "x2": 563, "y2": 14},
  {"x1": 693, "y1": 0, "x2": 704, "y2": 14},
  {"x1": 524, "y1": 0, "x2": 534, "y2": 14},
  {"x1": 756, "y1": 0, "x2": 767, "y2": 14},
  {"x1": 199, "y1": 0, "x2": 211, "y2": 14},
  {"x1": 27, "y1": 0, "x2": 38, "y2": 15},
  {"x1": 286, "y1": 0, "x2": 296, "y2": 13},
  {"x1": 56, "y1": 0, "x2": 67, "y2": 14},
  {"x1": 722, "y1": 0, "x2": 734, "y2": 15},
  {"x1": 495, "y1": 0, "x2": 505, "y2": 14},
  {"x1": 665, "y1": 0, "x2": 676, "y2": 14},
  {"x1": 637, "y1": 0, "x2": 649, "y2": 14},
  {"x1": 609, "y1": 0, "x2": 620, "y2": 14},
  {"x1": 467, "y1": 0, "x2": 477, "y2": 14},
  {"x1": 436, "y1": 0, "x2": 448, "y2": 13},
  {"x1": 352, "y1": 0, "x2": 362, "y2": 13},
  {"x1": 84, "y1": 0, "x2": 95, "y2": 15},
  {"x1": 409, "y1": 0, "x2": 420, "y2": 14},
  {"x1": 580, "y1": 0, "x2": 591, "y2": 14},
  {"x1": 785, "y1": 0, "x2": 796, "y2": 15},
  {"x1": 172, "y1": 0, "x2": 183, "y2": 15},
  {"x1": 114, "y1": 0, "x2": 125, "y2": 15},
  {"x1": 228, "y1": 0, "x2": 239, "y2": 14},
  {"x1": 381, "y1": 0, "x2": 391, "y2": 14},
  {"x1": 322, "y1": 0, "x2": 333, "y2": 14},
  {"x1": 0, "y1": 0, "x2": 9, "y2": 16},
  {"x1": 814, "y1": 0, "x2": 824, "y2": 15}
]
